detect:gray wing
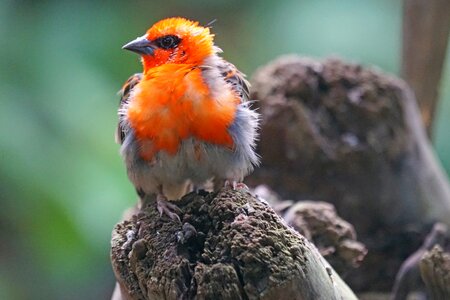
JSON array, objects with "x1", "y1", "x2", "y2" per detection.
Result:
[
  {"x1": 115, "y1": 73, "x2": 142, "y2": 144},
  {"x1": 217, "y1": 60, "x2": 250, "y2": 103},
  {"x1": 218, "y1": 59, "x2": 260, "y2": 172}
]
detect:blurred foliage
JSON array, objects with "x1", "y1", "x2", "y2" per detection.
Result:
[{"x1": 0, "y1": 0, "x2": 448, "y2": 299}]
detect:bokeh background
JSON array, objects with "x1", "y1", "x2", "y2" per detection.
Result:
[{"x1": 0, "y1": 0, "x2": 449, "y2": 299}]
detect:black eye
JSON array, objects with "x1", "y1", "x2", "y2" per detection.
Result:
[{"x1": 157, "y1": 35, "x2": 181, "y2": 49}]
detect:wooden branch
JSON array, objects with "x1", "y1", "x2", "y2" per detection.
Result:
[
  {"x1": 420, "y1": 245, "x2": 450, "y2": 299},
  {"x1": 110, "y1": 189, "x2": 357, "y2": 300},
  {"x1": 402, "y1": 0, "x2": 450, "y2": 136},
  {"x1": 392, "y1": 223, "x2": 449, "y2": 299}
]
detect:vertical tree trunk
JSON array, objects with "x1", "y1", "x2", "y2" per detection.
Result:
[{"x1": 402, "y1": 0, "x2": 450, "y2": 136}]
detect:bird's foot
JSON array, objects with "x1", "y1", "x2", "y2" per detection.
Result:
[
  {"x1": 156, "y1": 194, "x2": 182, "y2": 222},
  {"x1": 235, "y1": 182, "x2": 249, "y2": 190},
  {"x1": 224, "y1": 180, "x2": 249, "y2": 191}
]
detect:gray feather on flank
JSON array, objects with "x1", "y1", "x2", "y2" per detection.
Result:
[{"x1": 228, "y1": 102, "x2": 260, "y2": 172}]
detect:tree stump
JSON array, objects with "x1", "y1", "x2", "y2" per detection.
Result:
[
  {"x1": 249, "y1": 56, "x2": 450, "y2": 291},
  {"x1": 111, "y1": 189, "x2": 357, "y2": 299}
]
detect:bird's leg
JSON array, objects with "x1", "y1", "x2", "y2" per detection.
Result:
[
  {"x1": 156, "y1": 186, "x2": 182, "y2": 222},
  {"x1": 224, "y1": 180, "x2": 236, "y2": 190},
  {"x1": 223, "y1": 180, "x2": 256, "y2": 198}
]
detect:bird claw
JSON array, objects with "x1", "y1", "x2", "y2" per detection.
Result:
[
  {"x1": 157, "y1": 195, "x2": 182, "y2": 222},
  {"x1": 224, "y1": 181, "x2": 249, "y2": 191},
  {"x1": 235, "y1": 182, "x2": 249, "y2": 190}
]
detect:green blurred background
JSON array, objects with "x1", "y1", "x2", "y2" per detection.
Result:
[{"x1": 0, "y1": 0, "x2": 449, "y2": 299}]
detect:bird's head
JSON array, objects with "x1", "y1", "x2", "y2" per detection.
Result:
[{"x1": 123, "y1": 17, "x2": 216, "y2": 70}]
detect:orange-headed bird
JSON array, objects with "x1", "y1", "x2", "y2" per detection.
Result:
[{"x1": 117, "y1": 17, "x2": 259, "y2": 220}]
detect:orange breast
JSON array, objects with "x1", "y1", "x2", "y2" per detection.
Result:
[{"x1": 127, "y1": 64, "x2": 239, "y2": 161}]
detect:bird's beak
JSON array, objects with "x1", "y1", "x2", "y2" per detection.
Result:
[{"x1": 122, "y1": 36, "x2": 155, "y2": 56}]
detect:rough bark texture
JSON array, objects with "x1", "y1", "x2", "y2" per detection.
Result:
[
  {"x1": 391, "y1": 223, "x2": 450, "y2": 300},
  {"x1": 402, "y1": 0, "x2": 450, "y2": 135},
  {"x1": 248, "y1": 56, "x2": 450, "y2": 291},
  {"x1": 254, "y1": 185, "x2": 367, "y2": 275},
  {"x1": 283, "y1": 201, "x2": 367, "y2": 275},
  {"x1": 111, "y1": 188, "x2": 357, "y2": 300},
  {"x1": 420, "y1": 245, "x2": 450, "y2": 300}
]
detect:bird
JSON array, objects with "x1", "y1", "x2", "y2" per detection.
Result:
[{"x1": 116, "y1": 17, "x2": 259, "y2": 220}]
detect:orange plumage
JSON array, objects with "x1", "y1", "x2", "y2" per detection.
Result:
[
  {"x1": 125, "y1": 18, "x2": 238, "y2": 160},
  {"x1": 128, "y1": 65, "x2": 238, "y2": 160}
]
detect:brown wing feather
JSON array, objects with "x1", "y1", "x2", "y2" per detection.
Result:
[
  {"x1": 115, "y1": 73, "x2": 142, "y2": 144},
  {"x1": 218, "y1": 60, "x2": 250, "y2": 103}
]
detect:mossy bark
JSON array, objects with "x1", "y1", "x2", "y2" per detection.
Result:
[{"x1": 111, "y1": 189, "x2": 357, "y2": 300}]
